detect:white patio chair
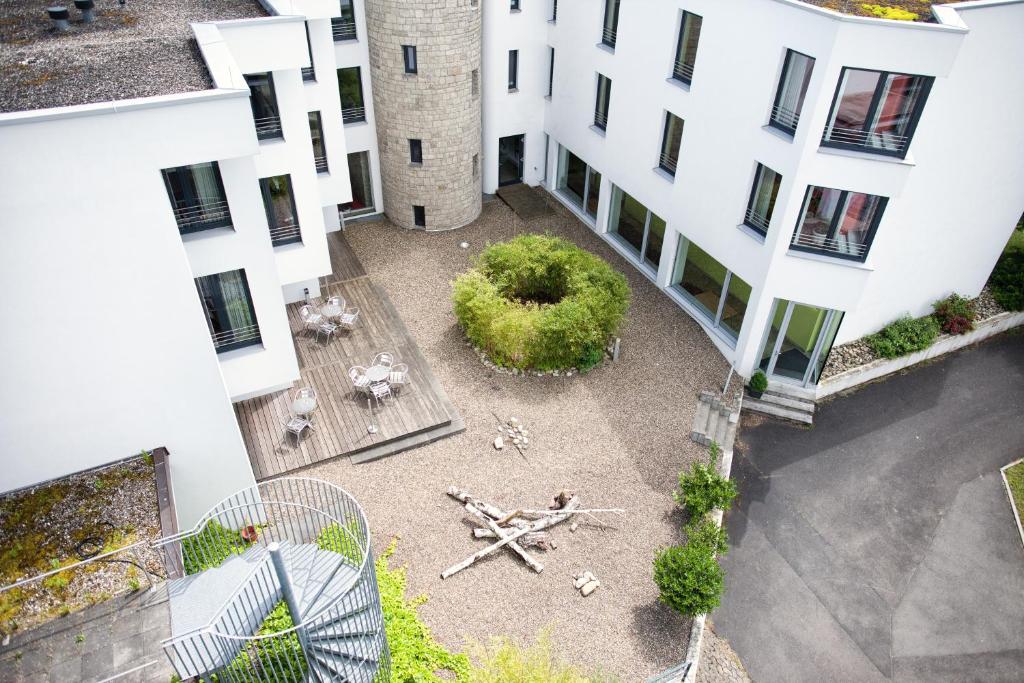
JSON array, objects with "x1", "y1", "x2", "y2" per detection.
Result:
[
  {"x1": 349, "y1": 366, "x2": 371, "y2": 397},
  {"x1": 338, "y1": 306, "x2": 360, "y2": 331},
  {"x1": 299, "y1": 305, "x2": 324, "y2": 336},
  {"x1": 285, "y1": 415, "x2": 314, "y2": 445},
  {"x1": 371, "y1": 351, "x2": 395, "y2": 368},
  {"x1": 388, "y1": 363, "x2": 409, "y2": 394},
  {"x1": 370, "y1": 381, "x2": 393, "y2": 408},
  {"x1": 316, "y1": 319, "x2": 339, "y2": 343}
]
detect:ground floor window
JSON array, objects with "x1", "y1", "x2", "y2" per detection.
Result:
[
  {"x1": 608, "y1": 184, "x2": 665, "y2": 271},
  {"x1": 555, "y1": 145, "x2": 600, "y2": 220},
  {"x1": 670, "y1": 236, "x2": 751, "y2": 345},
  {"x1": 195, "y1": 269, "x2": 261, "y2": 353},
  {"x1": 759, "y1": 299, "x2": 843, "y2": 385},
  {"x1": 341, "y1": 151, "x2": 374, "y2": 217}
]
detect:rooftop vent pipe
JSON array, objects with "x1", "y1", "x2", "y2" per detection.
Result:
[
  {"x1": 74, "y1": 0, "x2": 95, "y2": 22},
  {"x1": 47, "y1": 6, "x2": 70, "y2": 31}
]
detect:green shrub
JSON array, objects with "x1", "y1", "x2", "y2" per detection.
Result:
[
  {"x1": 673, "y1": 442, "x2": 738, "y2": 520},
  {"x1": 860, "y1": 4, "x2": 918, "y2": 20},
  {"x1": 932, "y1": 293, "x2": 977, "y2": 335},
  {"x1": 989, "y1": 249, "x2": 1024, "y2": 311},
  {"x1": 748, "y1": 370, "x2": 768, "y2": 393},
  {"x1": 452, "y1": 235, "x2": 630, "y2": 371},
  {"x1": 653, "y1": 540, "x2": 724, "y2": 618},
  {"x1": 468, "y1": 628, "x2": 615, "y2": 682},
  {"x1": 182, "y1": 521, "x2": 249, "y2": 575},
  {"x1": 685, "y1": 519, "x2": 729, "y2": 557},
  {"x1": 865, "y1": 315, "x2": 939, "y2": 359}
]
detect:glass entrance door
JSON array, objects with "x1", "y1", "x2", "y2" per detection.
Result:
[
  {"x1": 498, "y1": 134, "x2": 525, "y2": 186},
  {"x1": 759, "y1": 299, "x2": 843, "y2": 386}
]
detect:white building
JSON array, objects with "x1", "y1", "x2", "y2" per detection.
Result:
[{"x1": 0, "y1": 0, "x2": 1021, "y2": 524}]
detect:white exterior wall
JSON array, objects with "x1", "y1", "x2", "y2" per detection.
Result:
[
  {"x1": 334, "y1": 0, "x2": 385, "y2": 223},
  {"x1": 485, "y1": 0, "x2": 1024, "y2": 378}
]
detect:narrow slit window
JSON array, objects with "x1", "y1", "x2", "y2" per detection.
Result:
[
  {"x1": 413, "y1": 205, "x2": 426, "y2": 227},
  {"x1": 594, "y1": 74, "x2": 611, "y2": 130},
  {"x1": 508, "y1": 49, "x2": 519, "y2": 91},
  {"x1": 409, "y1": 138, "x2": 423, "y2": 164},
  {"x1": 402, "y1": 45, "x2": 418, "y2": 74},
  {"x1": 744, "y1": 163, "x2": 782, "y2": 236}
]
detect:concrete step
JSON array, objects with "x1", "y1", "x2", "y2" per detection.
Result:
[
  {"x1": 761, "y1": 389, "x2": 816, "y2": 412},
  {"x1": 690, "y1": 398, "x2": 710, "y2": 443},
  {"x1": 744, "y1": 396, "x2": 814, "y2": 424}
]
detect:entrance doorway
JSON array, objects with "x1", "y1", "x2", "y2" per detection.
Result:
[
  {"x1": 759, "y1": 299, "x2": 843, "y2": 386},
  {"x1": 498, "y1": 134, "x2": 525, "y2": 186}
]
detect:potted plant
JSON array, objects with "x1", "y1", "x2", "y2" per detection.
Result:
[
  {"x1": 240, "y1": 524, "x2": 259, "y2": 543},
  {"x1": 747, "y1": 370, "x2": 768, "y2": 399}
]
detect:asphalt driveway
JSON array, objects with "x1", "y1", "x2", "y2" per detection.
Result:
[{"x1": 715, "y1": 331, "x2": 1024, "y2": 682}]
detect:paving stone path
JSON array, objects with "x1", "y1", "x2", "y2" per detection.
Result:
[{"x1": 696, "y1": 623, "x2": 752, "y2": 683}]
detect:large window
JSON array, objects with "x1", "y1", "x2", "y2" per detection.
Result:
[
  {"x1": 791, "y1": 186, "x2": 887, "y2": 261},
  {"x1": 245, "y1": 73, "x2": 282, "y2": 141},
  {"x1": 555, "y1": 145, "x2": 601, "y2": 220},
  {"x1": 608, "y1": 185, "x2": 665, "y2": 271},
  {"x1": 759, "y1": 299, "x2": 843, "y2": 386},
  {"x1": 402, "y1": 45, "x2": 418, "y2": 74},
  {"x1": 195, "y1": 270, "x2": 261, "y2": 353},
  {"x1": 822, "y1": 67, "x2": 933, "y2": 158},
  {"x1": 341, "y1": 151, "x2": 375, "y2": 217},
  {"x1": 744, "y1": 163, "x2": 782, "y2": 236},
  {"x1": 259, "y1": 174, "x2": 301, "y2": 247},
  {"x1": 308, "y1": 112, "x2": 328, "y2": 174},
  {"x1": 770, "y1": 49, "x2": 814, "y2": 134},
  {"x1": 659, "y1": 113, "x2": 684, "y2": 176},
  {"x1": 671, "y1": 11, "x2": 702, "y2": 85},
  {"x1": 162, "y1": 162, "x2": 232, "y2": 235},
  {"x1": 508, "y1": 50, "x2": 519, "y2": 90},
  {"x1": 338, "y1": 67, "x2": 366, "y2": 124},
  {"x1": 331, "y1": 0, "x2": 357, "y2": 41},
  {"x1": 601, "y1": 0, "x2": 620, "y2": 48},
  {"x1": 594, "y1": 74, "x2": 611, "y2": 130},
  {"x1": 671, "y1": 237, "x2": 751, "y2": 345}
]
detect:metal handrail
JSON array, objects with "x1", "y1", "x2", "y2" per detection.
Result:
[
  {"x1": 601, "y1": 26, "x2": 617, "y2": 46},
  {"x1": 211, "y1": 323, "x2": 261, "y2": 348},
  {"x1": 744, "y1": 208, "x2": 771, "y2": 232},
  {"x1": 342, "y1": 106, "x2": 366, "y2": 123},
  {"x1": 594, "y1": 109, "x2": 608, "y2": 128},
  {"x1": 791, "y1": 231, "x2": 868, "y2": 257},
  {"x1": 822, "y1": 125, "x2": 908, "y2": 153},
  {"x1": 770, "y1": 104, "x2": 800, "y2": 130},
  {"x1": 314, "y1": 155, "x2": 329, "y2": 174},
  {"x1": 659, "y1": 152, "x2": 677, "y2": 174},
  {"x1": 254, "y1": 115, "x2": 283, "y2": 138},
  {"x1": 672, "y1": 59, "x2": 694, "y2": 82},
  {"x1": 332, "y1": 19, "x2": 357, "y2": 41}
]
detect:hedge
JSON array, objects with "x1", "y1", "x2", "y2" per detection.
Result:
[{"x1": 453, "y1": 235, "x2": 630, "y2": 371}]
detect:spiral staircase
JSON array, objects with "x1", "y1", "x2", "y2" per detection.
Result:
[{"x1": 153, "y1": 478, "x2": 390, "y2": 682}]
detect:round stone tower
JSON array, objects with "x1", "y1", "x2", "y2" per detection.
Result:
[{"x1": 365, "y1": 0, "x2": 482, "y2": 231}]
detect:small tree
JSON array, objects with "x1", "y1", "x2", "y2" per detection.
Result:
[{"x1": 673, "y1": 442, "x2": 738, "y2": 520}]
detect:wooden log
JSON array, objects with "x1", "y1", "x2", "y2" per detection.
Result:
[
  {"x1": 446, "y1": 486, "x2": 529, "y2": 528},
  {"x1": 472, "y1": 528, "x2": 550, "y2": 546},
  {"x1": 441, "y1": 496, "x2": 580, "y2": 579},
  {"x1": 464, "y1": 502, "x2": 543, "y2": 573}
]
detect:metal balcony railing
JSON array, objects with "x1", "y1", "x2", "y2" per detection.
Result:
[
  {"x1": 672, "y1": 59, "x2": 694, "y2": 83},
  {"x1": 301, "y1": 66, "x2": 316, "y2": 82},
  {"x1": 172, "y1": 199, "x2": 232, "y2": 234},
  {"x1": 332, "y1": 19, "x2": 357, "y2": 41},
  {"x1": 822, "y1": 125, "x2": 908, "y2": 154},
  {"x1": 593, "y1": 109, "x2": 608, "y2": 130},
  {"x1": 270, "y1": 222, "x2": 302, "y2": 247},
  {"x1": 154, "y1": 478, "x2": 389, "y2": 682},
  {"x1": 211, "y1": 323, "x2": 262, "y2": 351},
  {"x1": 658, "y1": 152, "x2": 677, "y2": 175},
  {"x1": 255, "y1": 115, "x2": 283, "y2": 140},
  {"x1": 342, "y1": 106, "x2": 366, "y2": 124},
  {"x1": 744, "y1": 208, "x2": 771, "y2": 234},
  {"x1": 601, "y1": 26, "x2": 617, "y2": 48},
  {"x1": 770, "y1": 105, "x2": 800, "y2": 132},
  {"x1": 790, "y1": 230, "x2": 869, "y2": 259},
  {"x1": 315, "y1": 155, "x2": 329, "y2": 174}
]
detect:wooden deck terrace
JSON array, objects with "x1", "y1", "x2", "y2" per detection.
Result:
[{"x1": 234, "y1": 231, "x2": 463, "y2": 480}]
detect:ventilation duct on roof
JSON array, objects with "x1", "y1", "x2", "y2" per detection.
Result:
[
  {"x1": 47, "y1": 6, "x2": 70, "y2": 31},
  {"x1": 74, "y1": 0, "x2": 96, "y2": 23}
]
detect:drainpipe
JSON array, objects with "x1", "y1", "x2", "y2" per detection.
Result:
[{"x1": 267, "y1": 543, "x2": 312, "y2": 659}]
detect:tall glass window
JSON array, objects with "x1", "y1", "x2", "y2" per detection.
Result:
[
  {"x1": 608, "y1": 185, "x2": 665, "y2": 270},
  {"x1": 162, "y1": 162, "x2": 232, "y2": 235},
  {"x1": 341, "y1": 151, "x2": 375, "y2": 217},
  {"x1": 331, "y1": 0, "x2": 357, "y2": 41},
  {"x1": 259, "y1": 175, "x2": 301, "y2": 247},
  {"x1": 245, "y1": 73, "x2": 282, "y2": 141},
  {"x1": 791, "y1": 186, "x2": 887, "y2": 261},
  {"x1": 195, "y1": 269, "x2": 261, "y2": 353},
  {"x1": 547, "y1": 47, "x2": 555, "y2": 97},
  {"x1": 402, "y1": 45, "x2": 418, "y2": 74},
  {"x1": 308, "y1": 112, "x2": 328, "y2": 174},
  {"x1": 671, "y1": 237, "x2": 752, "y2": 345},
  {"x1": 508, "y1": 50, "x2": 519, "y2": 90},
  {"x1": 744, "y1": 163, "x2": 782, "y2": 236},
  {"x1": 601, "y1": 0, "x2": 620, "y2": 48},
  {"x1": 823, "y1": 68, "x2": 932, "y2": 158},
  {"x1": 672, "y1": 12, "x2": 702, "y2": 84},
  {"x1": 555, "y1": 145, "x2": 600, "y2": 221},
  {"x1": 659, "y1": 113, "x2": 684, "y2": 176},
  {"x1": 759, "y1": 299, "x2": 843, "y2": 386},
  {"x1": 338, "y1": 67, "x2": 365, "y2": 124},
  {"x1": 770, "y1": 50, "x2": 815, "y2": 134},
  {"x1": 594, "y1": 74, "x2": 611, "y2": 130}
]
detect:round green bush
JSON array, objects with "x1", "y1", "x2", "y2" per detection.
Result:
[{"x1": 452, "y1": 235, "x2": 630, "y2": 371}]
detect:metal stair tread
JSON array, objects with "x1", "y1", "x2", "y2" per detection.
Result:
[
  {"x1": 308, "y1": 649, "x2": 380, "y2": 683},
  {"x1": 301, "y1": 563, "x2": 363, "y2": 618},
  {"x1": 308, "y1": 632, "x2": 384, "y2": 663},
  {"x1": 305, "y1": 604, "x2": 380, "y2": 641},
  {"x1": 760, "y1": 389, "x2": 816, "y2": 411},
  {"x1": 744, "y1": 396, "x2": 814, "y2": 424}
]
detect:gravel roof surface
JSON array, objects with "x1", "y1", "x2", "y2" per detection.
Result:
[
  {"x1": 801, "y1": 0, "x2": 939, "y2": 21},
  {"x1": 304, "y1": 196, "x2": 731, "y2": 679},
  {"x1": 0, "y1": 0, "x2": 267, "y2": 114}
]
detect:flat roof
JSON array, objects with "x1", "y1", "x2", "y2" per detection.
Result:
[
  {"x1": 800, "y1": 1, "x2": 940, "y2": 21},
  {"x1": 0, "y1": 0, "x2": 268, "y2": 114}
]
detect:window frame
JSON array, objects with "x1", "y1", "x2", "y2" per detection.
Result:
[
  {"x1": 547, "y1": 46, "x2": 555, "y2": 98},
  {"x1": 670, "y1": 237, "x2": 753, "y2": 347},
  {"x1": 409, "y1": 138, "x2": 423, "y2": 165},
  {"x1": 658, "y1": 112, "x2": 684, "y2": 176},
  {"x1": 821, "y1": 66, "x2": 934, "y2": 159},
  {"x1": 162, "y1": 161, "x2": 233, "y2": 236},
  {"x1": 245, "y1": 72, "x2": 282, "y2": 141},
  {"x1": 510, "y1": 0, "x2": 520, "y2": 10},
  {"x1": 337, "y1": 66, "x2": 366, "y2": 124},
  {"x1": 259, "y1": 174, "x2": 302, "y2": 247},
  {"x1": 413, "y1": 205, "x2": 426, "y2": 228},
  {"x1": 195, "y1": 269, "x2": 262, "y2": 354},
  {"x1": 508, "y1": 49, "x2": 519, "y2": 91},
  {"x1": 331, "y1": 0, "x2": 357, "y2": 41},
  {"x1": 594, "y1": 73, "x2": 611, "y2": 130},
  {"x1": 743, "y1": 163, "x2": 782, "y2": 236},
  {"x1": 790, "y1": 185, "x2": 889, "y2": 262},
  {"x1": 402, "y1": 45, "x2": 418, "y2": 74},
  {"x1": 308, "y1": 111, "x2": 328, "y2": 174},
  {"x1": 601, "y1": 0, "x2": 620, "y2": 49},
  {"x1": 671, "y1": 11, "x2": 702, "y2": 85},
  {"x1": 769, "y1": 49, "x2": 815, "y2": 135}
]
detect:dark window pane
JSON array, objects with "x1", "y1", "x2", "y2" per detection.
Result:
[
  {"x1": 332, "y1": 0, "x2": 357, "y2": 41},
  {"x1": 338, "y1": 67, "x2": 365, "y2": 123},
  {"x1": 824, "y1": 68, "x2": 930, "y2": 157},
  {"x1": 409, "y1": 138, "x2": 422, "y2": 164},
  {"x1": 413, "y1": 205, "x2": 426, "y2": 227},
  {"x1": 259, "y1": 174, "x2": 301, "y2": 246},
  {"x1": 644, "y1": 213, "x2": 666, "y2": 269},
  {"x1": 245, "y1": 73, "x2": 282, "y2": 140},
  {"x1": 792, "y1": 186, "x2": 885, "y2": 260},
  {"x1": 594, "y1": 74, "x2": 611, "y2": 129},
  {"x1": 162, "y1": 162, "x2": 232, "y2": 234},
  {"x1": 195, "y1": 269, "x2": 261, "y2": 353},
  {"x1": 611, "y1": 189, "x2": 646, "y2": 255},
  {"x1": 659, "y1": 113, "x2": 684, "y2": 175},
  {"x1": 673, "y1": 12, "x2": 702, "y2": 83},
  {"x1": 602, "y1": 0, "x2": 619, "y2": 47},
  {"x1": 308, "y1": 112, "x2": 328, "y2": 174},
  {"x1": 672, "y1": 239, "x2": 727, "y2": 322},
  {"x1": 403, "y1": 45, "x2": 417, "y2": 74},
  {"x1": 508, "y1": 50, "x2": 518, "y2": 90},
  {"x1": 771, "y1": 50, "x2": 815, "y2": 132},
  {"x1": 745, "y1": 164, "x2": 781, "y2": 234},
  {"x1": 341, "y1": 151, "x2": 374, "y2": 216}
]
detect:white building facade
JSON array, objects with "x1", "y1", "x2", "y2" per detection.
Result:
[{"x1": 482, "y1": 0, "x2": 1024, "y2": 392}]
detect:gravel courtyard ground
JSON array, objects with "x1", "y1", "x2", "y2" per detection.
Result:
[{"x1": 302, "y1": 196, "x2": 730, "y2": 679}]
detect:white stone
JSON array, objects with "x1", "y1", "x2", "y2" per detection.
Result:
[
  {"x1": 493, "y1": 437, "x2": 504, "y2": 450},
  {"x1": 570, "y1": 522, "x2": 578, "y2": 532},
  {"x1": 581, "y1": 580, "x2": 600, "y2": 596},
  {"x1": 573, "y1": 575, "x2": 589, "y2": 589}
]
